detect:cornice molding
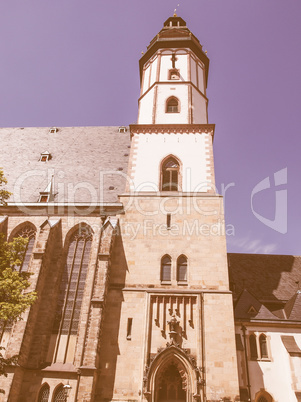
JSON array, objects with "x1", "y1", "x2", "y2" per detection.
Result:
[{"x1": 129, "y1": 124, "x2": 215, "y2": 136}]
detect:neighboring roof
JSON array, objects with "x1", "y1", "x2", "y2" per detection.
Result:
[
  {"x1": 234, "y1": 289, "x2": 280, "y2": 321},
  {"x1": 284, "y1": 291, "x2": 301, "y2": 321},
  {"x1": 0, "y1": 126, "x2": 131, "y2": 203},
  {"x1": 281, "y1": 335, "x2": 301, "y2": 356},
  {"x1": 228, "y1": 253, "x2": 301, "y2": 302}
]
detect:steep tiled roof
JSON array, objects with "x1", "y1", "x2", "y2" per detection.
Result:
[
  {"x1": 234, "y1": 289, "x2": 280, "y2": 321},
  {"x1": 228, "y1": 253, "x2": 301, "y2": 303},
  {"x1": 284, "y1": 291, "x2": 301, "y2": 321},
  {"x1": 0, "y1": 126, "x2": 131, "y2": 203}
]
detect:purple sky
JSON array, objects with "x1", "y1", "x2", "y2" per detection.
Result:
[{"x1": 0, "y1": 1, "x2": 300, "y2": 255}]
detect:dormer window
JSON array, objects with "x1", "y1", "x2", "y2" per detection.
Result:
[
  {"x1": 119, "y1": 126, "x2": 127, "y2": 133},
  {"x1": 169, "y1": 69, "x2": 180, "y2": 80},
  {"x1": 39, "y1": 194, "x2": 50, "y2": 203},
  {"x1": 166, "y1": 97, "x2": 179, "y2": 113},
  {"x1": 38, "y1": 176, "x2": 53, "y2": 203},
  {"x1": 49, "y1": 127, "x2": 58, "y2": 134},
  {"x1": 39, "y1": 151, "x2": 51, "y2": 162}
]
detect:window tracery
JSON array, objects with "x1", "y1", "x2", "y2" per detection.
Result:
[
  {"x1": 14, "y1": 224, "x2": 36, "y2": 272},
  {"x1": 51, "y1": 226, "x2": 93, "y2": 363},
  {"x1": 37, "y1": 383, "x2": 50, "y2": 402},
  {"x1": 161, "y1": 157, "x2": 180, "y2": 191},
  {"x1": 166, "y1": 97, "x2": 179, "y2": 113}
]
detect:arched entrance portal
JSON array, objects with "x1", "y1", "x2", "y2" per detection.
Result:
[
  {"x1": 156, "y1": 362, "x2": 186, "y2": 402},
  {"x1": 144, "y1": 345, "x2": 201, "y2": 402}
]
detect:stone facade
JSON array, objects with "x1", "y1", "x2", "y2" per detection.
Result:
[{"x1": 0, "y1": 13, "x2": 300, "y2": 402}]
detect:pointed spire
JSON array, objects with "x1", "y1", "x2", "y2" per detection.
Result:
[{"x1": 173, "y1": 3, "x2": 180, "y2": 17}]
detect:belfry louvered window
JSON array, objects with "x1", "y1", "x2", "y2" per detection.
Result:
[
  {"x1": 15, "y1": 224, "x2": 36, "y2": 272},
  {"x1": 177, "y1": 255, "x2": 187, "y2": 282},
  {"x1": 161, "y1": 255, "x2": 171, "y2": 282}
]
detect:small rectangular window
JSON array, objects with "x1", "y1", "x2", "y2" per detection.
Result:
[
  {"x1": 127, "y1": 318, "x2": 133, "y2": 340},
  {"x1": 39, "y1": 195, "x2": 49, "y2": 203},
  {"x1": 167, "y1": 214, "x2": 171, "y2": 229}
]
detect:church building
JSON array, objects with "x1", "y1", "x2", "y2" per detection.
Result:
[{"x1": 0, "y1": 14, "x2": 301, "y2": 402}]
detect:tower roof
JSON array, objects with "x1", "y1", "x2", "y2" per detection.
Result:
[{"x1": 139, "y1": 15, "x2": 209, "y2": 85}]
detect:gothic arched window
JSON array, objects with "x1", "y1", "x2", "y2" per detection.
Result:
[
  {"x1": 177, "y1": 255, "x2": 187, "y2": 283},
  {"x1": 14, "y1": 224, "x2": 36, "y2": 272},
  {"x1": 249, "y1": 334, "x2": 258, "y2": 359},
  {"x1": 161, "y1": 255, "x2": 171, "y2": 283},
  {"x1": 256, "y1": 391, "x2": 273, "y2": 402},
  {"x1": 258, "y1": 397, "x2": 268, "y2": 402},
  {"x1": 53, "y1": 385, "x2": 66, "y2": 402},
  {"x1": 161, "y1": 157, "x2": 180, "y2": 191},
  {"x1": 52, "y1": 226, "x2": 92, "y2": 363},
  {"x1": 37, "y1": 383, "x2": 50, "y2": 402},
  {"x1": 166, "y1": 97, "x2": 179, "y2": 113},
  {"x1": 259, "y1": 334, "x2": 268, "y2": 359}
]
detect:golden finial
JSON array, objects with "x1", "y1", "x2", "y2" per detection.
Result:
[{"x1": 173, "y1": 4, "x2": 180, "y2": 17}]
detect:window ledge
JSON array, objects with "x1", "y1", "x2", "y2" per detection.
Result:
[
  {"x1": 161, "y1": 281, "x2": 171, "y2": 285},
  {"x1": 177, "y1": 281, "x2": 188, "y2": 286}
]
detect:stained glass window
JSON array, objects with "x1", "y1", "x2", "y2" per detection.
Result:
[{"x1": 53, "y1": 228, "x2": 92, "y2": 336}]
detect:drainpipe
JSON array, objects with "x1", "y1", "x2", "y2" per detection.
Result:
[
  {"x1": 241, "y1": 325, "x2": 251, "y2": 401},
  {"x1": 201, "y1": 293, "x2": 206, "y2": 401}
]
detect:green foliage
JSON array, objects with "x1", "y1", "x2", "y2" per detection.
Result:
[
  {"x1": 0, "y1": 234, "x2": 37, "y2": 384},
  {"x1": 0, "y1": 170, "x2": 37, "y2": 387},
  {"x1": 0, "y1": 235, "x2": 37, "y2": 322},
  {"x1": 0, "y1": 169, "x2": 11, "y2": 206}
]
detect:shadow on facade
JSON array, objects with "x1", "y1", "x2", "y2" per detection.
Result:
[{"x1": 95, "y1": 232, "x2": 128, "y2": 400}]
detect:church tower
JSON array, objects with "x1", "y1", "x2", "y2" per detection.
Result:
[{"x1": 98, "y1": 14, "x2": 240, "y2": 402}]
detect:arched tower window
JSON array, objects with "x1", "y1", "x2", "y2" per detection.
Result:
[
  {"x1": 166, "y1": 97, "x2": 179, "y2": 113},
  {"x1": 177, "y1": 255, "x2": 187, "y2": 282},
  {"x1": 161, "y1": 255, "x2": 171, "y2": 283},
  {"x1": 37, "y1": 383, "x2": 50, "y2": 402},
  {"x1": 161, "y1": 157, "x2": 180, "y2": 191},
  {"x1": 249, "y1": 334, "x2": 258, "y2": 359},
  {"x1": 13, "y1": 224, "x2": 36, "y2": 272},
  {"x1": 259, "y1": 334, "x2": 268, "y2": 359},
  {"x1": 53, "y1": 385, "x2": 66, "y2": 402},
  {"x1": 52, "y1": 226, "x2": 92, "y2": 363}
]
